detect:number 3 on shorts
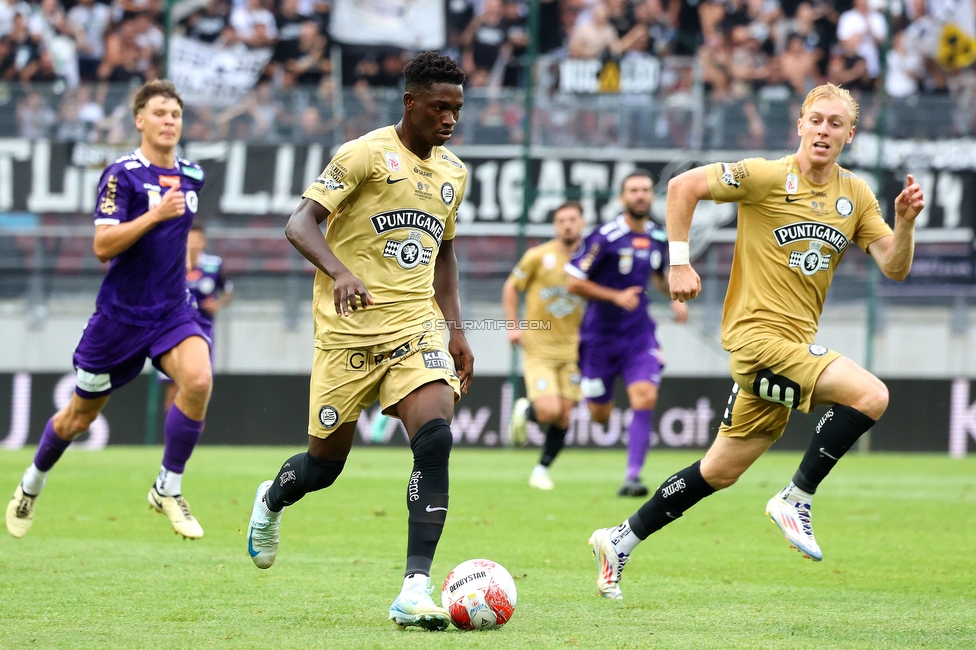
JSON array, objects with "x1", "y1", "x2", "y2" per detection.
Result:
[{"x1": 752, "y1": 369, "x2": 801, "y2": 409}]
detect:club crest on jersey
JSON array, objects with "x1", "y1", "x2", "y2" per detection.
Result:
[
  {"x1": 185, "y1": 190, "x2": 198, "y2": 213},
  {"x1": 370, "y1": 209, "x2": 444, "y2": 243},
  {"x1": 383, "y1": 147, "x2": 401, "y2": 172},
  {"x1": 440, "y1": 182, "x2": 455, "y2": 205},
  {"x1": 836, "y1": 196, "x2": 853, "y2": 217},
  {"x1": 618, "y1": 248, "x2": 634, "y2": 275},
  {"x1": 786, "y1": 172, "x2": 799, "y2": 194},
  {"x1": 721, "y1": 162, "x2": 745, "y2": 188},
  {"x1": 808, "y1": 344, "x2": 828, "y2": 357},
  {"x1": 384, "y1": 230, "x2": 433, "y2": 269}
]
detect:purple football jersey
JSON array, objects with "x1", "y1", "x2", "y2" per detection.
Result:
[
  {"x1": 92, "y1": 149, "x2": 205, "y2": 326},
  {"x1": 187, "y1": 253, "x2": 231, "y2": 326},
  {"x1": 565, "y1": 215, "x2": 668, "y2": 342}
]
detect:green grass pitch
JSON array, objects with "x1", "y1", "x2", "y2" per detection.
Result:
[{"x1": 1, "y1": 447, "x2": 974, "y2": 649}]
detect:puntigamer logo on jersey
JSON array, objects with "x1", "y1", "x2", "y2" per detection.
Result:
[
  {"x1": 370, "y1": 209, "x2": 445, "y2": 244},
  {"x1": 774, "y1": 221, "x2": 850, "y2": 277}
]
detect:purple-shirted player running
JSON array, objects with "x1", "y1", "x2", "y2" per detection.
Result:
[
  {"x1": 565, "y1": 170, "x2": 688, "y2": 497},
  {"x1": 5, "y1": 80, "x2": 213, "y2": 540}
]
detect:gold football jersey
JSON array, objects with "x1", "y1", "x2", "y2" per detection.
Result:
[
  {"x1": 705, "y1": 154, "x2": 892, "y2": 350},
  {"x1": 303, "y1": 126, "x2": 468, "y2": 349},
  {"x1": 509, "y1": 239, "x2": 585, "y2": 361}
]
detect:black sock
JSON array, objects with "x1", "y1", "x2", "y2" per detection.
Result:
[
  {"x1": 792, "y1": 405, "x2": 875, "y2": 494},
  {"x1": 525, "y1": 403, "x2": 538, "y2": 423},
  {"x1": 539, "y1": 424, "x2": 567, "y2": 467},
  {"x1": 628, "y1": 460, "x2": 716, "y2": 539},
  {"x1": 264, "y1": 452, "x2": 345, "y2": 512},
  {"x1": 405, "y1": 418, "x2": 452, "y2": 576}
]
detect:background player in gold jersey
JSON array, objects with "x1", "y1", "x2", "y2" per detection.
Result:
[
  {"x1": 245, "y1": 53, "x2": 473, "y2": 631},
  {"x1": 587, "y1": 83, "x2": 925, "y2": 599},
  {"x1": 502, "y1": 201, "x2": 586, "y2": 490}
]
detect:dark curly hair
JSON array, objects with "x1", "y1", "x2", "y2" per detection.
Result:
[{"x1": 403, "y1": 51, "x2": 465, "y2": 92}]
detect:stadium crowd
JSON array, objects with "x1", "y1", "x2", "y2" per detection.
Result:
[{"x1": 0, "y1": 0, "x2": 972, "y2": 144}]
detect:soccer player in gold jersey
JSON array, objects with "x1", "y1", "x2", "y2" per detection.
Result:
[
  {"x1": 588, "y1": 83, "x2": 925, "y2": 599},
  {"x1": 245, "y1": 52, "x2": 473, "y2": 631},
  {"x1": 503, "y1": 201, "x2": 586, "y2": 490}
]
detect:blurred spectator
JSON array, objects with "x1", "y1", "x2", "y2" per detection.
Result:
[
  {"x1": 501, "y1": 0, "x2": 529, "y2": 87},
  {"x1": 55, "y1": 91, "x2": 91, "y2": 140},
  {"x1": 282, "y1": 20, "x2": 329, "y2": 86},
  {"x1": 885, "y1": 29, "x2": 923, "y2": 98},
  {"x1": 184, "y1": 104, "x2": 216, "y2": 141},
  {"x1": 272, "y1": 0, "x2": 305, "y2": 65},
  {"x1": 668, "y1": 0, "x2": 704, "y2": 55},
  {"x1": 293, "y1": 103, "x2": 338, "y2": 143},
  {"x1": 76, "y1": 84, "x2": 105, "y2": 126},
  {"x1": 216, "y1": 80, "x2": 283, "y2": 141},
  {"x1": 94, "y1": 89, "x2": 139, "y2": 143},
  {"x1": 836, "y1": 0, "x2": 886, "y2": 80},
  {"x1": 0, "y1": 14, "x2": 42, "y2": 82},
  {"x1": 67, "y1": 0, "x2": 110, "y2": 81},
  {"x1": 728, "y1": 24, "x2": 769, "y2": 97},
  {"x1": 471, "y1": 99, "x2": 515, "y2": 144},
  {"x1": 698, "y1": 29, "x2": 732, "y2": 98},
  {"x1": 97, "y1": 12, "x2": 160, "y2": 83},
  {"x1": 230, "y1": 0, "x2": 277, "y2": 48},
  {"x1": 826, "y1": 40, "x2": 871, "y2": 91},
  {"x1": 352, "y1": 49, "x2": 404, "y2": 88},
  {"x1": 112, "y1": 0, "x2": 162, "y2": 24},
  {"x1": 179, "y1": 0, "x2": 235, "y2": 44},
  {"x1": 28, "y1": 0, "x2": 78, "y2": 86},
  {"x1": 462, "y1": 0, "x2": 509, "y2": 77},
  {"x1": 621, "y1": 0, "x2": 674, "y2": 56},
  {"x1": 16, "y1": 91, "x2": 55, "y2": 137},
  {"x1": 445, "y1": 0, "x2": 475, "y2": 61},
  {"x1": 568, "y1": 1, "x2": 620, "y2": 59},
  {"x1": 780, "y1": 32, "x2": 819, "y2": 95}
]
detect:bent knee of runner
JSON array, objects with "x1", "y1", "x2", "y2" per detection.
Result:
[
  {"x1": 588, "y1": 401, "x2": 612, "y2": 426},
  {"x1": 699, "y1": 459, "x2": 744, "y2": 490},
  {"x1": 627, "y1": 385, "x2": 658, "y2": 411},
  {"x1": 844, "y1": 377, "x2": 889, "y2": 420},
  {"x1": 179, "y1": 368, "x2": 213, "y2": 403},
  {"x1": 533, "y1": 397, "x2": 562, "y2": 424}
]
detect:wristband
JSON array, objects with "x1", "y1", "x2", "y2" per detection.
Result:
[{"x1": 669, "y1": 241, "x2": 690, "y2": 266}]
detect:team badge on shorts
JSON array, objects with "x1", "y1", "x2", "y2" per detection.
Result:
[
  {"x1": 535, "y1": 378, "x2": 549, "y2": 391},
  {"x1": 808, "y1": 344, "x2": 828, "y2": 357},
  {"x1": 318, "y1": 405, "x2": 339, "y2": 428}
]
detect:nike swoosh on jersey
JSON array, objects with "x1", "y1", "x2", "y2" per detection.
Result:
[
  {"x1": 425, "y1": 505, "x2": 448, "y2": 512},
  {"x1": 387, "y1": 176, "x2": 407, "y2": 184},
  {"x1": 785, "y1": 195, "x2": 803, "y2": 203}
]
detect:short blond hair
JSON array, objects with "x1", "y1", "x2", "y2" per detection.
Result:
[{"x1": 800, "y1": 83, "x2": 859, "y2": 126}]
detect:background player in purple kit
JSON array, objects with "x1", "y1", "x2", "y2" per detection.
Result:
[
  {"x1": 161, "y1": 224, "x2": 234, "y2": 412},
  {"x1": 565, "y1": 170, "x2": 688, "y2": 497},
  {"x1": 5, "y1": 80, "x2": 212, "y2": 540}
]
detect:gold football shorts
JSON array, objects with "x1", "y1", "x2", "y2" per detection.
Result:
[
  {"x1": 718, "y1": 337, "x2": 841, "y2": 440},
  {"x1": 523, "y1": 356, "x2": 582, "y2": 402},
  {"x1": 307, "y1": 330, "x2": 460, "y2": 438}
]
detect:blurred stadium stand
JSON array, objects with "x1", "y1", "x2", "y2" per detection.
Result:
[{"x1": 0, "y1": 0, "x2": 975, "y2": 377}]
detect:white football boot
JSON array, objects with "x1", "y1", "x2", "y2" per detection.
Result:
[
  {"x1": 528, "y1": 465, "x2": 554, "y2": 490},
  {"x1": 765, "y1": 495, "x2": 823, "y2": 561},
  {"x1": 6, "y1": 485, "x2": 37, "y2": 538},
  {"x1": 508, "y1": 397, "x2": 530, "y2": 447},
  {"x1": 588, "y1": 527, "x2": 629, "y2": 600},
  {"x1": 247, "y1": 480, "x2": 281, "y2": 569},
  {"x1": 148, "y1": 485, "x2": 204, "y2": 539},
  {"x1": 388, "y1": 575, "x2": 451, "y2": 631}
]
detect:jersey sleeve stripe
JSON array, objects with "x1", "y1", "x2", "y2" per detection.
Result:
[
  {"x1": 564, "y1": 263, "x2": 588, "y2": 280},
  {"x1": 94, "y1": 218, "x2": 121, "y2": 226}
]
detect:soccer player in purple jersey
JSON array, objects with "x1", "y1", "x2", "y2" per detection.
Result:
[
  {"x1": 161, "y1": 225, "x2": 233, "y2": 412},
  {"x1": 565, "y1": 170, "x2": 688, "y2": 497},
  {"x1": 5, "y1": 80, "x2": 212, "y2": 540}
]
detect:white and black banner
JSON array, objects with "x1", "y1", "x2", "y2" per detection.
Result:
[
  {"x1": 2, "y1": 139, "x2": 975, "y2": 249},
  {"x1": 167, "y1": 36, "x2": 274, "y2": 108},
  {"x1": 328, "y1": 0, "x2": 445, "y2": 50}
]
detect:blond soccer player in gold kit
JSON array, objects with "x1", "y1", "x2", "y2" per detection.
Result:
[
  {"x1": 245, "y1": 52, "x2": 473, "y2": 631},
  {"x1": 502, "y1": 201, "x2": 586, "y2": 490},
  {"x1": 587, "y1": 83, "x2": 925, "y2": 599}
]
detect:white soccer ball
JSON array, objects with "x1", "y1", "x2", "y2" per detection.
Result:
[{"x1": 441, "y1": 558, "x2": 518, "y2": 630}]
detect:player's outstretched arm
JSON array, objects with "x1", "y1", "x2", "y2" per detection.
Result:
[
  {"x1": 665, "y1": 167, "x2": 711, "y2": 302},
  {"x1": 501, "y1": 276, "x2": 522, "y2": 347},
  {"x1": 434, "y1": 238, "x2": 474, "y2": 393},
  {"x1": 93, "y1": 187, "x2": 185, "y2": 262},
  {"x1": 868, "y1": 174, "x2": 924, "y2": 281},
  {"x1": 285, "y1": 197, "x2": 373, "y2": 316}
]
